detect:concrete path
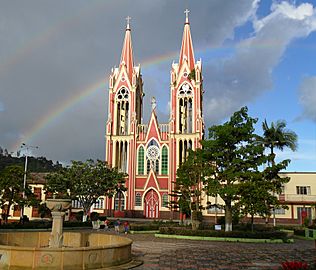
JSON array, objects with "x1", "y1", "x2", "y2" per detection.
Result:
[{"x1": 125, "y1": 234, "x2": 316, "y2": 270}]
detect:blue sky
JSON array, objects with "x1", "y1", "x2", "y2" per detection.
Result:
[{"x1": 0, "y1": 1, "x2": 315, "y2": 171}]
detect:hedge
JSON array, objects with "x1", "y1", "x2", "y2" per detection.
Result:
[
  {"x1": 159, "y1": 226, "x2": 288, "y2": 240},
  {"x1": 130, "y1": 223, "x2": 160, "y2": 231},
  {"x1": 0, "y1": 220, "x2": 92, "y2": 230}
]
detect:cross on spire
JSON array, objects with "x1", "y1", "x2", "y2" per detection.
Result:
[
  {"x1": 126, "y1": 16, "x2": 131, "y2": 29},
  {"x1": 184, "y1": 9, "x2": 190, "y2": 23}
]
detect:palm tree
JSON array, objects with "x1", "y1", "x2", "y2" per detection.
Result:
[
  {"x1": 261, "y1": 119, "x2": 298, "y2": 165},
  {"x1": 261, "y1": 119, "x2": 298, "y2": 227}
]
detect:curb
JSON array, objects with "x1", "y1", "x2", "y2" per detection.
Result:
[{"x1": 155, "y1": 234, "x2": 294, "y2": 243}]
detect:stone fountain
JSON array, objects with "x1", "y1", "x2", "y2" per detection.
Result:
[
  {"x1": 46, "y1": 198, "x2": 71, "y2": 248},
  {"x1": 0, "y1": 198, "x2": 140, "y2": 269}
]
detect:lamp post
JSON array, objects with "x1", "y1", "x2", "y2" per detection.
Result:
[{"x1": 20, "y1": 143, "x2": 39, "y2": 220}]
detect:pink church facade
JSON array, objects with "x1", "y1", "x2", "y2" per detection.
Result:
[{"x1": 105, "y1": 12, "x2": 204, "y2": 219}]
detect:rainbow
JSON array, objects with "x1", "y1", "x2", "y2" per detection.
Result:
[
  {"x1": 11, "y1": 51, "x2": 181, "y2": 152},
  {"x1": 8, "y1": 8, "x2": 228, "y2": 153}
]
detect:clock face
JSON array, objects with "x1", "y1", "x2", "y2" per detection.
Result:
[{"x1": 146, "y1": 145, "x2": 160, "y2": 161}]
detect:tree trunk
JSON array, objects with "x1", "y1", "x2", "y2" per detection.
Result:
[
  {"x1": 251, "y1": 214, "x2": 254, "y2": 232},
  {"x1": 191, "y1": 210, "x2": 200, "y2": 230},
  {"x1": 83, "y1": 206, "x2": 90, "y2": 222},
  {"x1": 225, "y1": 202, "x2": 233, "y2": 232}
]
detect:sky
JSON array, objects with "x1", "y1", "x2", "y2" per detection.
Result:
[{"x1": 0, "y1": 0, "x2": 316, "y2": 172}]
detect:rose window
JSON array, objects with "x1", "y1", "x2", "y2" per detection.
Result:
[
  {"x1": 146, "y1": 145, "x2": 160, "y2": 161},
  {"x1": 178, "y1": 83, "x2": 193, "y2": 96}
]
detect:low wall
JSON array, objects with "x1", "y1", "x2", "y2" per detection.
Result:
[{"x1": 0, "y1": 232, "x2": 132, "y2": 269}]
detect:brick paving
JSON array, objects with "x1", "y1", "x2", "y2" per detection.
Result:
[{"x1": 125, "y1": 234, "x2": 316, "y2": 270}]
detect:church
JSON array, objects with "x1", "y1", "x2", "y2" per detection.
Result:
[{"x1": 104, "y1": 11, "x2": 204, "y2": 219}]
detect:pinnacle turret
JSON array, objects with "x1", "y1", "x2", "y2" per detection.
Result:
[
  {"x1": 120, "y1": 16, "x2": 134, "y2": 81},
  {"x1": 179, "y1": 9, "x2": 195, "y2": 70}
]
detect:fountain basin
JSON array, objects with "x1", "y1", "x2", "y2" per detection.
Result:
[{"x1": 0, "y1": 231, "x2": 132, "y2": 269}]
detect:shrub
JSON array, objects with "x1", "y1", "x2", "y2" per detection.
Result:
[
  {"x1": 293, "y1": 229, "x2": 305, "y2": 237},
  {"x1": 130, "y1": 223, "x2": 160, "y2": 231},
  {"x1": 158, "y1": 226, "x2": 288, "y2": 240},
  {"x1": 90, "y1": 212, "x2": 99, "y2": 221},
  {"x1": 64, "y1": 221, "x2": 92, "y2": 228},
  {"x1": 75, "y1": 211, "x2": 83, "y2": 221},
  {"x1": 0, "y1": 220, "x2": 52, "y2": 230}
]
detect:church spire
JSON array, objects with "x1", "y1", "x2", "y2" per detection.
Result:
[
  {"x1": 120, "y1": 16, "x2": 134, "y2": 81},
  {"x1": 179, "y1": 9, "x2": 195, "y2": 70}
]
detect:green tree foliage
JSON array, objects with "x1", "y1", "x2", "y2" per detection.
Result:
[
  {"x1": 259, "y1": 119, "x2": 297, "y2": 225},
  {"x1": 171, "y1": 149, "x2": 206, "y2": 229},
  {"x1": 45, "y1": 159, "x2": 127, "y2": 221},
  {"x1": 201, "y1": 107, "x2": 292, "y2": 231},
  {"x1": 0, "y1": 165, "x2": 39, "y2": 223},
  {"x1": 261, "y1": 119, "x2": 298, "y2": 165},
  {"x1": 0, "y1": 149, "x2": 62, "y2": 173},
  {"x1": 237, "y1": 160, "x2": 290, "y2": 231},
  {"x1": 202, "y1": 107, "x2": 264, "y2": 231}
]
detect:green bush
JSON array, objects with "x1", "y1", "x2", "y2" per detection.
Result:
[
  {"x1": 158, "y1": 226, "x2": 288, "y2": 240},
  {"x1": 0, "y1": 220, "x2": 52, "y2": 230},
  {"x1": 130, "y1": 223, "x2": 160, "y2": 231},
  {"x1": 90, "y1": 212, "x2": 99, "y2": 221},
  {"x1": 0, "y1": 220, "x2": 92, "y2": 230},
  {"x1": 293, "y1": 229, "x2": 306, "y2": 236},
  {"x1": 64, "y1": 221, "x2": 92, "y2": 227},
  {"x1": 75, "y1": 211, "x2": 83, "y2": 221}
]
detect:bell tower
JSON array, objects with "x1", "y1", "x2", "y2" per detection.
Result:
[
  {"x1": 169, "y1": 9, "x2": 204, "y2": 181},
  {"x1": 105, "y1": 17, "x2": 143, "y2": 210}
]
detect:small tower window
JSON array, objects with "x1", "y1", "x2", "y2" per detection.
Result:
[
  {"x1": 161, "y1": 146, "x2": 168, "y2": 175},
  {"x1": 138, "y1": 146, "x2": 145, "y2": 175}
]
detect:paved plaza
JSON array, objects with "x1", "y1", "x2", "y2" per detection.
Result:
[{"x1": 125, "y1": 234, "x2": 316, "y2": 270}]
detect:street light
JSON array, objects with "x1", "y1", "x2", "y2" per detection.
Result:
[{"x1": 20, "y1": 143, "x2": 39, "y2": 220}]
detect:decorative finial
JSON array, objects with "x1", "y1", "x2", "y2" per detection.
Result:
[
  {"x1": 126, "y1": 16, "x2": 131, "y2": 30},
  {"x1": 151, "y1": 97, "x2": 156, "y2": 111},
  {"x1": 184, "y1": 9, "x2": 190, "y2": 24}
]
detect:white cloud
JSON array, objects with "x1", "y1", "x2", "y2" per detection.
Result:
[{"x1": 203, "y1": 1, "x2": 316, "y2": 124}]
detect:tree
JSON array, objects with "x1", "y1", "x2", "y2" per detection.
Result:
[
  {"x1": 172, "y1": 149, "x2": 206, "y2": 229},
  {"x1": 202, "y1": 107, "x2": 267, "y2": 231},
  {"x1": 0, "y1": 165, "x2": 37, "y2": 223},
  {"x1": 261, "y1": 119, "x2": 298, "y2": 166},
  {"x1": 45, "y1": 159, "x2": 127, "y2": 222},
  {"x1": 261, "y1": 119, "x2": 297, "y2": 225},
  {"x1": 237, "y1": 160, "x2": 290, "y2": 231}
]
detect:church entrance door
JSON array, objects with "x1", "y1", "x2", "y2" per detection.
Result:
[{"x1": 144, "y1": 189, "x2": 159, "y2": 218}]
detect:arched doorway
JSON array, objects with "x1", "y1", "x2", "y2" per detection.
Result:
[
  {"x1": 144, "y1": 189, "x2": 159, "y2": 218},
  {"x1": 113, "y1": 191, "x2": 125, "y2": 218}
]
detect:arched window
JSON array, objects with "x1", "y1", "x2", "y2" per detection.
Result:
[
  {"x1": 178, "y1": 83, "x2": 193, "y2": 134},
  {"x1": 135, "y1": 192, "x2": 142, "y2": 206},
  {"x1": 161, "y1": 146, "x2": 168, "y2": 175},
  {"x1": 138, "y1": 146, "x2": 144, "y2": 175},
  {"x1": 162, "y1": 193, "x2": 169, "y2": 207},
  {"x1": 114, "y1": 191, "x2": 125, "y2": 211},
  {"x1": 116, "y1": 88, "x2": 130, "y2": 135}
]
